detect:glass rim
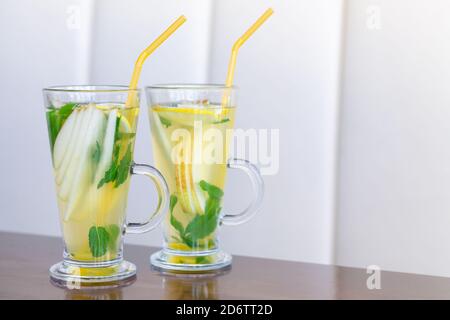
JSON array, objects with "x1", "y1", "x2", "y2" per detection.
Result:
[
  {"x1": 145, "y1": 83, "x2": 238, "y2": 90},
  {"x1": 43, "y1": 85, "x2": 140, "y2": 93}
]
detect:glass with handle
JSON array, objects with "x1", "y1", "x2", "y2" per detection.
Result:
[
  {"x1": 146, "y1": 84, "x2": 264, "y2": 271},
  {"x1": 43, "y1": 85, "x2": 169, "y2": 286}
]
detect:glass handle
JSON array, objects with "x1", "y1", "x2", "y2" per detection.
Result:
[
  {"x1": 221, "y1": 158, "x2": 264, "y2": 226},
  {"x1": 125, "y1": 162, "x2": 169, "y2": 234}
]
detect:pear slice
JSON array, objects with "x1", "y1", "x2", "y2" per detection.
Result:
[
  {"x1": 94, "y1": 109, "x2": 118, "y2": 184},
  {"x1": 58, "y1": 106, "x2": 93, "y2": 201},
  {"x1": 54, "y1": 109, "x2": 83, "y2": 185},
  {"x1": 64, "y1": 105, "x2": 106, "y2": 222},
  {"x1": 55, "y1": 107, "x2": 90, "y2": 186},
  {"x1": 53, "y1": 109, "x2": 78, "y2": 169}
]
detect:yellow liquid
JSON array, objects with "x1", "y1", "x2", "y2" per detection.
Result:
[
  {"x1": 149, "y1": 103, "x2": 235, "y2": 257},
  {"x1": 47, "y1": 103, "x2": 138, "y2": 262}
]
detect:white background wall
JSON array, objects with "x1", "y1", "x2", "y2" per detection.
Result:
[
  {"x1": 2, "y1": 0, "x2": 450, "y2": 277},
  {"x1": 336, "y1": 0, "x2": 450, "y2": 277}
]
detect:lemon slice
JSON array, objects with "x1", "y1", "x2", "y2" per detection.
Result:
[
  {"x1": 169, "y1": 242, "x2": 191, "y2": 251},
  {"x1": 153, "y1": 104, "x2": 218, "y2": 115},
  {"x1": 168, "y1": 255, "x2": 198, "y2": 265},
  {"x1": 152, "y1": 104, "x2": 228, "y2": 127}
]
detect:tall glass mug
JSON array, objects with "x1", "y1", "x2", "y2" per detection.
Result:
[
  {"x1": 43, "y1": 86, "x2": 169, "y2": 285},
  {"x1": 146, "y1": 85, "x2": 264, "y2": 271}
]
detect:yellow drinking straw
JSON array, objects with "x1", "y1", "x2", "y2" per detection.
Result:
[
  {"x1": 126, "y1": 15, "x2": 187, "y2": 107},
  {"x1": 225, "y1": 8, "x2": 274, "y2": 87}
]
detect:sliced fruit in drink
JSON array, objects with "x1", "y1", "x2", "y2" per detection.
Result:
[
  {"x1": 64, "y1": 106, "x2": 107, "y2": 221},
  {"x1": 51, "y1": 104, "x2": 108, "y2": 221},
  {"x1": 94, "y1": 109, "x2": 118, "y2": 183},
  {"x1": 56, "y1": 107, "x2": 92, "y2": 199},
  {"x1": 53, "y1": 109, "x2": 78, "y2": 169},
  {"x1": 175, "y1": 162, "x2": 206, "y2": 214},
  {"x1": 55, "y1": 108, "x2": 84, "y2": 186},
  {"x1": 152, "y1": 105, "x2": 226, "y2": 127}
]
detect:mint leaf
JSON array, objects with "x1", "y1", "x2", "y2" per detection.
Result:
[
  {"x1": 113, "y1": 142, "x2": 121, "y2": 160},
  {"x1": 88, "y1": 226, "x2": 109, "y2": 257},
  {"x1": 169, "y1": 194, "x2": 185, "y2": 238},
  {"x1": 171, "y1": 181, "x2": 224, "y2": 248},
  {"x1": 46, "y1": 110, "x2": 59, "y2": 152},
  {"x1": 170, "y1": 194, "x2": 178, "y2": 213},
  {"x1": 92, "y1": 141, "x2": 101, "y2": 164},
  {"x1": 183, "y1": 236, "x2": 194, "y2": 248},
  {"x1": 159, "y1": 116, "x2": 171, "y2": 128},
  {"x1": 183, "y1": 184, "x2": 223, "y2": 246},
  {"x1": 107, "y1": 224, "x2": 120, "y2": 241},
  {"x1": 204, "y1": 197, "x2": 221, "y2": 218},
  {"x1": 114, "y1": 143, "x2": 132, "y2": 187},
  {"x1": 167, "y1": 193, "x2": 218, "y2": 249},
  {"x1": 199, "y1": 180, "x2": 224, "y2": 199},
  {"x1": 97, "y1": 142, "x2": 133, "y2": 189},
  {"x1": 106, "y1": 224, "x2": 120, "y2": 251},
  {"x1": 196, "y1": 256, "x2": 210, "y2": 264},
  {"x1": 184, "y1": 210, "x2": 219, "y2": 244},
  {"x1": 46, "y1": 103, "x2": 77, "y2": 152},
  {"x1": 114, "y1": 115, "x2": 121, "y2": 141},
  {"x1": 59, "y1": 102, "x2": 77, "y2": 116},
  {"x1": 213, "y1": 118, "x2": 230, "y2": 124},
  {"x1": 97, "y1": 162, "x2": 118, "y2": 188},
  {"x1": 171, "y1": 215, "x2": 185, "y2": 239},
  {"x1": 97, "y1": 113, "x2": 135, "y2": 189}
]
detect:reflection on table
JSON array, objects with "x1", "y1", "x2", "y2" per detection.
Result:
[{"x1": 159, "y1": 268, "x2": 230, "y2": 300}]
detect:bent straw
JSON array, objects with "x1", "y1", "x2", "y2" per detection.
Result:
[
  {"x1": 225, "y1": 8, "x2": 274, "y2": 88},
  {"x1": 126, "y1": 15, "x2": 187, "y2": 107},
  {"x1": 220, "y1": 8, "x2": 273, "y2": 111}
]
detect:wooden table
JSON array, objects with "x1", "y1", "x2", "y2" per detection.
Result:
[{"x1": 1, "y1": 232, "x2": 450, "y2": 299}]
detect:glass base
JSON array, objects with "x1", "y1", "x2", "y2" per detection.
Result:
[
  {"x1": 49, "y1": 259, "x2": 136, "y2": 289},
  {"x1": 150, "y1": 249, "x2": 232, "y2": 272}
]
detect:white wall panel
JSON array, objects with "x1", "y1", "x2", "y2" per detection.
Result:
[{"x1": 336, "y1": 0, "x2": 450, "y2": 277}]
